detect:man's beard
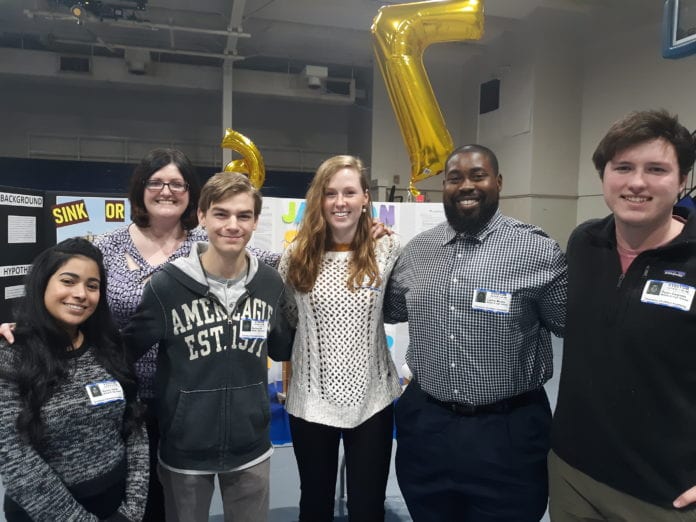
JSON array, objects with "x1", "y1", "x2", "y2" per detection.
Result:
[{"x1": 443, "y1": 199, "x2": 498, "y2": 235}]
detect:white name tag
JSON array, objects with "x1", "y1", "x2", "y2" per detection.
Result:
[
  {"x1": 641, "y1": 279, "x2": 695, "y2": 312},
  {"x1": 85, "y1": 380, "x2": 124, "y2": 406},
  {"x1": 471, "y1": 288, "x2": 512, "y2": 314},
  {"x1": 239, "y1": 318, "x2": 269, "y2": 340}
]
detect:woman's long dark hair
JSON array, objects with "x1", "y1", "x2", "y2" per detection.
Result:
[{"x1": 0, "y1": 238, "x2": 143, "y2": 446}]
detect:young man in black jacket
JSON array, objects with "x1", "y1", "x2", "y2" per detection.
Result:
[
  {"x1": 550, "y1": 110, "x2": 696, "y2": 520},
  {"x1": 123, "y1": 172, "x2": 292, "y2": 522}
]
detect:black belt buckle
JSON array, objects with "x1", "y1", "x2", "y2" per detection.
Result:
[
  {"x1": 427, "y1": 388, "x2": 541, "y2": 416},
  {"x1": 449, "y1": 402, "x2": 477, "y2": 415}
]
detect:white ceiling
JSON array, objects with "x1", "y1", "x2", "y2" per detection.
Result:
[{"x1": 0, "y1": 0, "x2": 642, "y2": 76}]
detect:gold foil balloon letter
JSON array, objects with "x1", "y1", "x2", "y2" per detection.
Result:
[
  {"x1": 371, "y1": 0, "x2": 484, "y2": 189},
  {"x1": 221, "y1": 129, "x2": 266, "y2": 189}
]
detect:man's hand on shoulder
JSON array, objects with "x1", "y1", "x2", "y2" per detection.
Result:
[{"x1": 371, "y1": 221, "x2": 394, "y2": 239}]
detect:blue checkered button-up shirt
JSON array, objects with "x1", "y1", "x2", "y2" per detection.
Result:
[{"x1": 385, "y1": 211, "x2": 567, "y2": 405}]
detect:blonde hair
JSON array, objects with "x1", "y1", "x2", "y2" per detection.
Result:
[{"x1": 286, "y1": 155, "x2": 380, "y2": 293}]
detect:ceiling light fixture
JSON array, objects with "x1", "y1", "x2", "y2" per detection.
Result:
[{"x1": 70, "y1": 4, "x2": 84, "y2": 21}]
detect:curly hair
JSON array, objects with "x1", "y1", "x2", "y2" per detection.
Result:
[
  {"x1": 1, "y1": 238, "x2": 143, "y2": 446},
  {"x1": 285, "y1": 155, "x2": 380, "y2": 293}
]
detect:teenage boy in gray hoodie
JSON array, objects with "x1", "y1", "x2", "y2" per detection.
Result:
[{"x1": 122, "y1": 172, "x2": 293, "y2": 522}]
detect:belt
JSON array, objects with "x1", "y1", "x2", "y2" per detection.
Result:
[{"x1": 427, "y1": 388, "x2": 542, "y2": 416}]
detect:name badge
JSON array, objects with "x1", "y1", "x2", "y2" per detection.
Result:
[
  {"x1": 85, "y1": 380, "x2": 124, "y2": 406},
  {"x1": 239, "y1": 318, "x2": 269, "y2": 340},
  {"x1": 471, "y1": 288, "x2": 512, "y2": 314},
  {"x1": 641, "y1": 279, "x2": 695, "y2": 312}
]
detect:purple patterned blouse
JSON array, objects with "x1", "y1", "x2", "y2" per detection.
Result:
[{"x1": 93, "y1": 225, "x2": 280, "y2": 398}]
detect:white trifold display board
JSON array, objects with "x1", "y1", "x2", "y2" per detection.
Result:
[
  {"x1": 250, "y1": 197, "x2": 446, "y2": 384},
  {"x1": 45, "y1": 193, "x2": 447, "y2": 385}
]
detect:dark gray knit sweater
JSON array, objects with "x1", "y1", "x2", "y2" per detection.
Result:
[{"x1": 0, "y1": 342, "x2": 148, "y2": 521}]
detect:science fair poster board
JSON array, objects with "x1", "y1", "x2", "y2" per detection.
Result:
[
  {"x1": 0, "y1": 186, "x2": 46, "y2": 320},
  {"x1": 48, "y1": 193, "x2": 131, "y2": 243},
  {"x1": 2, "y1": 189, "x2": 445, "y2": 381},
  {"x1": 1, "y1": 190, "x2": 130, "y2": 321}
]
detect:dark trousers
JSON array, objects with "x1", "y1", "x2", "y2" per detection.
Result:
[
  {"x1": 289, "y1": 404, "x2": 394, "y2": 522},
  {"x1": 395, "y1": 381, "x2": 551, "y2": 522},
  {"x1": 4, "y1": 476, "x2": 125, "y2": 521},
  {"x1": 143, "y1": 398, "x2": 166, "y2": 522},
  {"x1": 548, "y1": 450, "x2": 696, "y2": 521}
]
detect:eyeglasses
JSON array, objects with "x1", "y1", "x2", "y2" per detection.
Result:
[{"x1": 144, "y1": 180, "x2": 189, "y2": 193}]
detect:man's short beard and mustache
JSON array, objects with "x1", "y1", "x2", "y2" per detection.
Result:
[{"x1": 443, "y1": 198, "x2": 498, "y2": 235}]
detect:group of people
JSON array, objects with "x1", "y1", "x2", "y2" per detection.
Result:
[
  {"x1": 0, "y1": 149, "x2": 398, "y2": 522},
  {"x1": 0, "y1": 107, "x2": 695, "y2": 522}
]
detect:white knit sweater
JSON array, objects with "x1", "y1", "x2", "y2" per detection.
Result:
[{"x1": 278, "y1": 235, "x2": 402, "y2": 428}]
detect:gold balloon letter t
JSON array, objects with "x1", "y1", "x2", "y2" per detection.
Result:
[{"x1": 372, "y1": 1, "x2": 484, "y2": 185}]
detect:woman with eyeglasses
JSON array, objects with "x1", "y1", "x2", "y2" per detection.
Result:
[{"x1": 89, "y1": 148, "x2": 205, "y2": 521}]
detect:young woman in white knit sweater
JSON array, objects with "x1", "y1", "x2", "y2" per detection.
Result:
[{"x1": 278, "y1": 155, "x2": 402, "y2": 522}]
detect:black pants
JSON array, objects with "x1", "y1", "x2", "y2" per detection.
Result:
[
  {"x1": 395, "y1": 381, "x2": 551, "y2": 522},
  {"x1": 4, "y1": 476, "x2": 125, "y2": 521},
  {"x1": 143, "y1": 398, "x2": 166, "y2": 522},
  {"x1": 289, "y1": 404, "x2": 394, "y2": 522}
]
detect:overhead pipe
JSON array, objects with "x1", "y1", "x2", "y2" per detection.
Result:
[
  {"x1": 52, "y1": 37, "x2": 246, "y2": 60},
  {"x1": 23, "y1": 9, "x2": 251, "y2": 38}
]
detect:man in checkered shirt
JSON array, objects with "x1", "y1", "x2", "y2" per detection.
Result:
[{"x1": 385, "y1": 144, "x2": 567, "y2": 521}]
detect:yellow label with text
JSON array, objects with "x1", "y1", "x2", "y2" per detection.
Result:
[{"x1": 52, "y1": 200, "x2": 89, "y2": 227}]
